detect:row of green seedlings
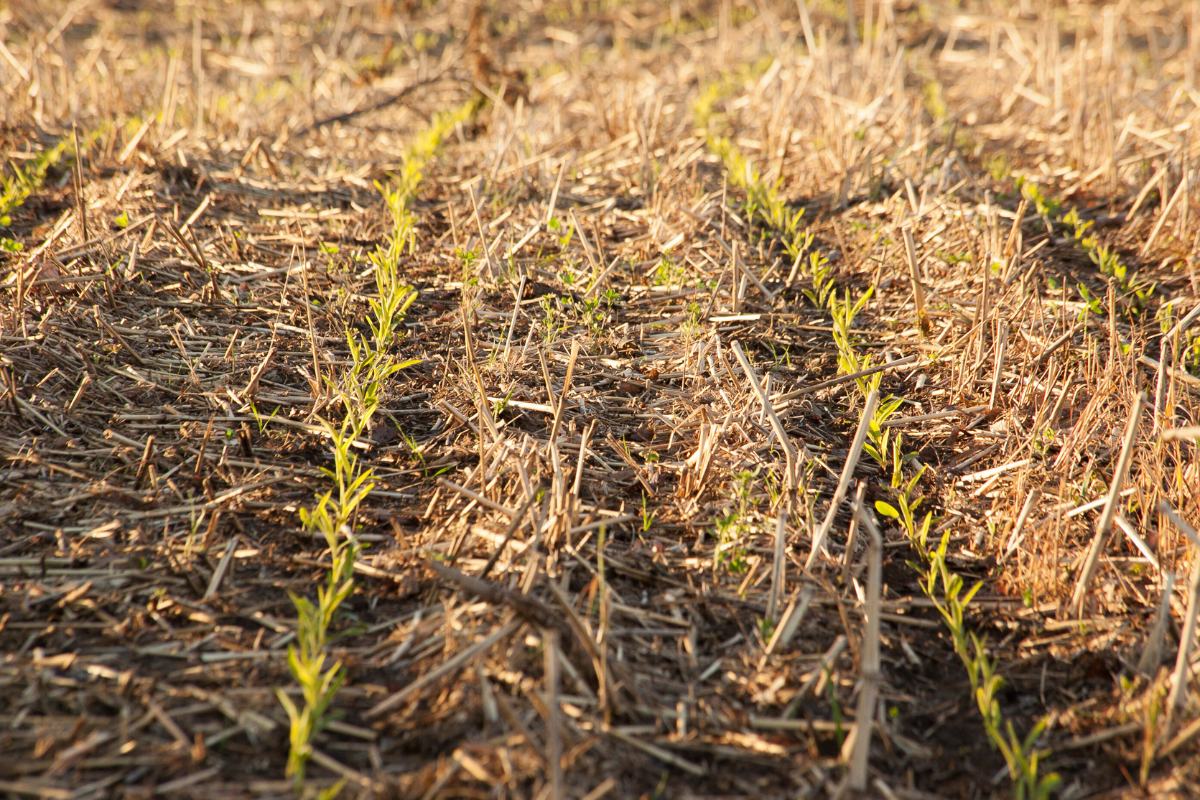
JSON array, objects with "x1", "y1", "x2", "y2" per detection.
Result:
[
  {"x1": 872, "y1": 437, "x2": 1061, "y2": 798},
  {"x1": 1022, "y1": 172, "x2": 1200, "y2": 381},
  {"x1": 278, "y1": 98, "x2": 480, "y2": 791},
  {"x1": 929, "y1": 75, "x2": 1181, "y2": 363},
  {"x1": 1017, "y1": 177, "x2": 1155, "y2": 315},
  {"x1": 697, "y1": 80, "x2": 1059, "y2": 797},
  {"x1": 922, "y1": 76, "x2": 1155, "y2": 318},
  {"x1": 1017, "y1": 178, "x2": 1200, "y2": 379}
]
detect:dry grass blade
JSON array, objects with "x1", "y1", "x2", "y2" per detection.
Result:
[
  {"x1": 544, "y1": 628, "x2": 564, "y2": 800},
  {"x1": 768, "y1": 508, "x2": 788, "y2": 620},
  {"x1": 606, "y1": 730, "x2": 705, "y2": 778},
  {"x1": 1137, "y1": 572, "x2": 1176, "y2": 676},
  {"x1": 1002, "y1": 489, "x2": 1040, "y2": 563}
]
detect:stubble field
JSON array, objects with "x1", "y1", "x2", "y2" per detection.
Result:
[{"x1": 3, "y1": 1, "x2": 1200, "y2": 797}]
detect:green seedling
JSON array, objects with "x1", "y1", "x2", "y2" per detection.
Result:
[
  {"x1": 713, "y1": 470, "x2": 756, "y2": 575},
  {"x1": 653, "y1": 255, "x2": 687, "y2": 287},
  {"x1": 248, "y1": 401, "x2": 281, "y2": 434},
  {"x1": 280, "y1": 96, "x2": 480, "y2": 789}
]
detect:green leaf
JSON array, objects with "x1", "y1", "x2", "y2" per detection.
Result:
[{"x1": 875, "y1": 500, "x2": 900, "y2": 519}]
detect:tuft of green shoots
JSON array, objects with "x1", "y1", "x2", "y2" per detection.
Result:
[
  {"x1": 1, "y1": 138, "x2": 73, "y2": 229},
  {"x1": 1, "y1": 126, "x2": 105, "y2": 250}
]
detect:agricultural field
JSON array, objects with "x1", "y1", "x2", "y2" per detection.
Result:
[{"x1": 3, "y1": 0, "x2": 1200, "y2": 797}]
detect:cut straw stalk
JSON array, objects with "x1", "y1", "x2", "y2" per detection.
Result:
[
  {"x1": 1070, "y1": 392, "x2": 1145, "y2": 616},
  {"x1": 988, "y1": 320, "x2": 1008, "y2": 409},
  {"x1": 1137, "y1": 572, "x2": 1175, "y2": 676},
  {"x1": 1140, "y1": 172, "x2": 1189, "y2": 257},
  {"x1": 807, "y1": 388, "x2": 878, "y2": 570},
  {"x1": 1001, "y1": 488, "x2": 1040, "y2": 563},
  {"x1": 902, "y1": 226, "x2": 930, "y2": 336},
  {"x1": 544, "y1": 628, "x2": 564, "y2": 800},
  {"x1": 767, "y1": 509, "x2": 788, "y2": 621},
  {"x1": 731, "y1": 340, "x2": 798, "y2": 487},
  {"x1": 777, "y1": 354, "x2": 918, "y2": 401},
  {"x1": 846, "y1": 498, "x2": 883, "y2": 791},
  {"x1": 1159, "y1": 503, "x2": 1200, "y2": 717},
  {"x1": 547, "y1": 340, "x2": 581, "y2": 445},
  {"x1": 765, "y1": 586, "x2": 814, "y2": 657},
  {"x1": 842, "y1": 483, "x2": 866, "y2": 585}
]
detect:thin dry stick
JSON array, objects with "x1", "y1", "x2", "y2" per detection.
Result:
[
  {"x1": 1166, "y1": 302, "x2": 1200, "y2": 341},
  {"x1": 201, "y1": 534, "x2": 238, "y2": 602},
  {"x1": 544, "y1": 582, "x2": 608, "y2": 710},
  {"x1": 902, "y1": 226, "x2": 930, "y2": 336},
  {"x1": 1153, "y1": 328, "x2": 1175, "y2": 433},
  {"x1": 460, "y1": 304, "x2": 500, "y2": 445},
  {"x1": 1112, "y1": 514, "x2": 1160, "y2": 571},
  {"x1": 882, "y1": 404, "x2": 988, "y2": 428},
  {"x1": 607, "y1": 729, "x2": 705, "y2": 777},
  {"x1": 846, "y1": 500, "x2": 882, "y2": 791},
  {"x1": 467, "y1": 183, "x2": 498, "y2": 280},
  {"x1": 785, "y1": 634, "x2": 847, "y2": 716},
  {"x1": 479, "y1": 493, "x2": 538, "y2": 579},
  {"x1": 765, "y1": 586, "x2": 814, "y2": 656},
  {"x1": 1141, "y1": 172, "x2": 1189, "y2": 257},
  {"x1": 1160, "y1": 503, "x2": 1200, "y2": 716},
  {"x1": 596, "y1": 528, "x2": 613, "y2": 725},
  {"x1": 1158, "y1": 303, "x2": 1200, "y2": 429},
  {"x1": 501, "y1": 274, "x2": 527, "y2": 364},
  {"x1": 71, "y1": 124, "x2": 87, "y2": 243},
  {"x1": 299, "y1": 260, "x2": 323, "y2": 404},
  {"x1": 1169, "y1": 562, "x2": 1200, "y2": 716},
  {"x1": 778, "y1": 354, "x2": 918, "y2": 400},
  {"x1": 1070, "y1": 392, "x2": 1145, "y2": 616},
  {"x1": 903, "y1": 177, "x2": 921, "y2": 216},
  {"x1": 572, "y1": 419, "x2": 597, "y2": 498},
  {"x1": 767, "y1": 509, "x2": 787, "y2": 621},
  {"x1": 807, "y1": 388, "x2": 878, "y2": 570},
  {"x1": 1163, "y1": 715, "x2": 1200, "y2": 759},
  {"x1": 731, "y1": 240, "x2": 740, "y2": 313},
  {"x1": 545, "y1": 160, "x2": 566, "y2": 225},
  {"x1": 1032, "y1": 326, "x2": 1080, "y2": 368},
  {"x1": 580, "y1": 779, "x2": 617, "y2": 800},
  {"x1": 731, "y1": 340, "x2": 798, "y2": 487}
]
